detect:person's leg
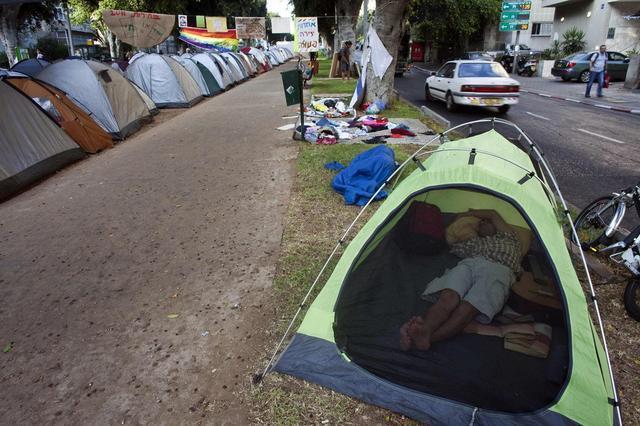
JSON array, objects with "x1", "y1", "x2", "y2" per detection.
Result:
[
  {"x1": 585, "y1": 70, "x2": 597, "y2": 97},
  {"x1": 404, "y1": 289, "x2": 460, "y2": 351},
  {"x1": 596, "y1": 71, "x2": 604, "y2": 97},
  {"x1": 430, "y1": 301, "x2": 479, "y2": 343}
]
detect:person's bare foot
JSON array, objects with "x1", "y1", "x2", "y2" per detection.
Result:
[
  {"x1": 399, "y1": 316, "x2": 421, "y2": 350},
  {"x1": 408, "y1": 317, "x2": 431, "y2": 351}
]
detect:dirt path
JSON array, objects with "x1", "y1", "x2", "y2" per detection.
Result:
[{"x1": 0, "y1": 64, "x2": 298, "y2": 424}]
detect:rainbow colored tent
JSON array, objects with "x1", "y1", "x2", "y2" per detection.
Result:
[{"x1": 178, "y1": 28, "x2": 238, "y2": 52}]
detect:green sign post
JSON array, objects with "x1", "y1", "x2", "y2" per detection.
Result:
[
  {"x1": 499, "y1": 1, "x2": 531, "y2": 32},
  {"x1": 281, "y1": 69, "x2": 305, "y2": 141},
  {"x1": 499, "y1": 21, "x2": 530, "y2": 31},
  {"x1": 501, "y1": 1, "x2": 532, "y2": 11},
  {"x1": 501, "y1": 11, "x2": 530, "y2": 21}
]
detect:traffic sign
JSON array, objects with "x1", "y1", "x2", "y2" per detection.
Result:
[
  {"x1": 501, "y1": 11, "x2": 531, "y2": 21},
  {"x1": 499, "y1": 21, "x2": 529, "y2": 31},
  {"x1": 502, "y1": 1, "x2": 532, "y2": 11}
]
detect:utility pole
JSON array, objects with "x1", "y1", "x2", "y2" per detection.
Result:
[
  {"x1": 512, "y1": 29, "x2": 520, "y2": 76},
  {"x1": 362, "y1": 0, "x2": 369, "y2": 38},
  {"x1": 63, "y1": 1, "x2": 75, "y2": 56}
]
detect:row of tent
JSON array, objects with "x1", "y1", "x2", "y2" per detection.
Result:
[{"x1": 0, "y1": 46, "x2": 294, "y2": 201}]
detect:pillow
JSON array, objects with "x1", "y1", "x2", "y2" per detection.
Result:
[{"x1": 446, "y1": 216, "x2": 481, "y2": 245}]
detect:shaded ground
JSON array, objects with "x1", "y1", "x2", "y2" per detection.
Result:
[{"x1": 0, "y1": 64, "x2": 298, "y2": 424}]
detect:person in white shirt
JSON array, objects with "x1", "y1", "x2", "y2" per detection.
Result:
[{"x1": 585, "y1": 44, "x2": 608, "y2": 98}]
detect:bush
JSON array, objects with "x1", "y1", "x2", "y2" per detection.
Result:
[
  {"x1": 626, "y1": 48, "x2": 640, "y2": 58},
  {"x1": 542, "y1": 40, "x2": 563, "y2": 60},
  {"x1": 561, "y1": 27, "x2": 586, "y2": 55},
  {"x1": 36, "y1": 37, "x2": 68, "y2": 61}
]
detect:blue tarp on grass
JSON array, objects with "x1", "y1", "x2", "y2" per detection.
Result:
[{"x1": 331, "y1": 145, "x2": 397, "y2": 206}]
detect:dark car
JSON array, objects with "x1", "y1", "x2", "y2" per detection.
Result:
[
  {"x1": 459, "y1": 51, "x2": 494, "y2": 61},
  {"x1": 551, "y1": 51, "x2": 630, "y2": 82}
]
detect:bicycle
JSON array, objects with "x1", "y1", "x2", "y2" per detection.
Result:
[{"x1": 572, "y1": 183, "x2": 640, "y2": 320}]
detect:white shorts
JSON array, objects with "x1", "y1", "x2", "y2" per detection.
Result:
[{"x1": 422, "y1": 257, "x2": 516, "y2": 324}]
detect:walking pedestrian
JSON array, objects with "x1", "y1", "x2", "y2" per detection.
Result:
[
  {"x1": 585, "y1": 44, "x2": 608, "y2": 98},
  {"x1": 339, "y1": 40, "x2": 352, "y2": 80}
]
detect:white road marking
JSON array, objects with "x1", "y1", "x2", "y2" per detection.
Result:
[
  {"x1": 525, "y1": 111, "x2": 551, "y2": 121},
  {"x1": 576, "y1": 128, "x2": 625, "y2": 144}
]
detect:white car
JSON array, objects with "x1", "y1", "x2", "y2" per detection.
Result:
[{"x1": 425, "y1": 60, "x2": 520, "y2": 113}]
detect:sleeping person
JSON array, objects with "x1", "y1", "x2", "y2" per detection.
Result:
[{"x1": 400, "y1": 209, "x2": 526, "y2": 351}]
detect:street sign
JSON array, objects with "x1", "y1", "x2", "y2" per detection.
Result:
[
  {"x1": 499, "y1": 21, "x2": 529, "y2": 31},
  {"x1": 502, "y1": 1, "x2": 532, "y2": 11},
  {"x1": 501, "y1": 11, "x2": 531, "y2": 21}
]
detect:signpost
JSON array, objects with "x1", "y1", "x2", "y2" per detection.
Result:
[{"x1": 499, "y1": 1, "x2": 532, "y2": 75}]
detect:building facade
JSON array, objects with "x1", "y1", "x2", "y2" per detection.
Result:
[{"x1": 542, "y1": 0, "x2": 640, "y2": 53}]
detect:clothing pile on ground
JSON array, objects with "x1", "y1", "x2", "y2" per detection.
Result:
[
  {"x1": 302, "y1": 115, "x2": 417, "y2": 144},
  {"x1": 307, "y1": 97, "x2": 355, "y2": 118}
]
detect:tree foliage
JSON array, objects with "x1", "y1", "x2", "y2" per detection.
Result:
[
  {"x1": 560, "y1": 27, "x2": 586, "y2": 55},
  {"x1": 408, "y1": 0, "x2": 500, "y2": 50}
]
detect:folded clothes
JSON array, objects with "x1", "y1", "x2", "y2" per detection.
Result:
[
  {"x1": 317, "y1": 135, "x2": 337, "y2": 145},
  {"x1": 363, "y1": 135, "x2": 388, "y2": 144}
]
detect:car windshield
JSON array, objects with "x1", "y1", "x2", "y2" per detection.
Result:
[
  {"x1": 458, "y1": 62, "x2": 509, "y2": 78},
  {"x1": 564, "y1": 53, "x2": 587, "y2": 61},
  {"x1": 519, "y1": 44, "x2": 530, "y2": 50}
]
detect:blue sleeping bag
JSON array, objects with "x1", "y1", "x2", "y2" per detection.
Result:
[{"x1": 331, "y1": 145, "x2": 397, "y2": 206}]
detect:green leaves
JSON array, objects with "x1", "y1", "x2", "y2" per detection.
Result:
[{"x1": 561, "y1": 26, "x2": 586, "y2": 55}]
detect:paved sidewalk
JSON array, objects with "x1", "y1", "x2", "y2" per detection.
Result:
[{"x1": 0, "y1": 63, "x2": 298, "y2": 423}]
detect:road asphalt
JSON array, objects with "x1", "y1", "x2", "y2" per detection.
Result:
[
  {"x1": 0, "y1": 62, "x2": 298, "y2": 424},
  {"x1": 396, "y1": 67, "x2": 640, "y2": 209}
]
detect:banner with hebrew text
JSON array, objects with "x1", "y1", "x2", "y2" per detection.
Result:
[
  {"x1": 235, "y1": 17, "x2": 266, "y2": 39},
  {"x1": 102, "y1": 10, "x2": 175, "y2": 48}
]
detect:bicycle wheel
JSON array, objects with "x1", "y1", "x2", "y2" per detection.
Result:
[
  {"x1": 572, "y1": 195, "x2": 617, "y2": 251},
  {"x1": 623, "y1": 278, "x2": 640, "y2": 321}
]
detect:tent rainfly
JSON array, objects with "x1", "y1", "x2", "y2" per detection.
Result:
[
  {"x1": 126, "y1": 53, "x2": 203, "y2": 108},
  {"x1": 5, "y1": 77, "x2": 113, "y2": 154},
  {"x1": 0, "y1": 80, "x2": 85, "y2": 201},
  {"x1": 270, "y1": 127, "x2": 621, "y2": 425},
  {"x1": 190, "y1": 53, "x2": 228, "y2": 91},
  {"x1": 36, "y1": 59, "x2": 152, "y2": 139},
  {"x1": 171, "y1": 55, "x2": 212, "y2": 97},
  {"x1": 210, "y1": 53, "x2": 239, "y2": 85},
  {"x1": 10, "y1": 58, "x2": 50, "y2": 77}
]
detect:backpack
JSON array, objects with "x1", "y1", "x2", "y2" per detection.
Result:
[{"x1": 395, "y1": 201, "x2": 446, "y2": 255}]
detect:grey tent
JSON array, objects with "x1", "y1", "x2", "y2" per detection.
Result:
[
  {"x1": 10, "y1": 58, "x2": 50, "y2": 77},
  {"x1": 237, "y1": 52, "x2": 257, "y2": 75},
  {"x1": 130, "y1": 81, "x2": 159, "y2": 116},
  {"x1": 190, "y1": 53, "x2": 228, "y2": 91},
  {"x1": 171, "y1": 55, "x2": 214, "y2": 97},
  {"x1": 220, "y1": 52, "x2": 246, "y2": 82},
  {"x1": 210, "y1": 53, "x2": 239, "y2": 85},
  {"x1": 36, "y1": 59, "x2": 152, "y2": 139},
  {"x1": 0, "y1": 80, "x2": 85, "y2": 201},
  {"x1": 126, "y1": 53, "x2": 202, "y2": 108}
]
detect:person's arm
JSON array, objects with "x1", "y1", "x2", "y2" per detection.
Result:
[{"x1": 460, "y1": 209, "x2": 512, "y2": 234}]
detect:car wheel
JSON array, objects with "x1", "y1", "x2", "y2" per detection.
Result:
[
  {"x1": 425, "y1": 85, "x2": 434, "y2": 102},
  {"x1": 561, "y1": 76, "x2": 570, "y2": 82},
  {"x1": 579, "y1": 70, "x2": 590, "y2": 83},
  {"x1": 446, "y1": 92, "x2": 457, "y2": 112},
  {"x1": 497, "y1": 105, "x2": 510, "y2": 114}
]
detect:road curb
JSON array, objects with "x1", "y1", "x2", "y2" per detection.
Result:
[{"x1": 520, "y1": 89, "x2": 640, "y2": 115}]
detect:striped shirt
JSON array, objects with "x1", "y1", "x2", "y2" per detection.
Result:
[{"x1": 451, "y1": 231, "x2": 522, "y2": 273}]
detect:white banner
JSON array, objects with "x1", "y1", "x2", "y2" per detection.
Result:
[
  {"x1": 296, "y1": 17, "x2": 319, "y2": 52},
  {"x1": 271, "y1": 17, "x2": 291, "y2": 34}
]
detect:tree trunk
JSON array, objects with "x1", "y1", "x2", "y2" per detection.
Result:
[
  {"x1": 364, "y1": 0, "x2": 409, "y2": 104},
  {"x1": 115, "y1": 36, "x2": 121, "y2": 59},
  {"x1": 107, "y1": 30, "x2": 116, "y2": 59},
  {"x1": 0, "y1": 4, "x2": 21, "y2": 66},
  {"x1": 334, "y1": 0, "x2": 363, "y2": 52}
]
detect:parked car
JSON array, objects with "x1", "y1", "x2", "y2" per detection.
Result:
[
  {"x1": 459, "y1": 51, "x2": 494, "y2": 61},
  {"x1": 551, "y1": 51, "x2": 630, "y2": 82},
  {"x1": 424, "y1": 60, "x2": 520, "y2": 113},
  {"x1": 486, "y1": 44, "x2": 540, "y2": 61}
]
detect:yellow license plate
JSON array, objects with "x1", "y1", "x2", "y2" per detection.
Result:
[{"x1": 482, "y1": 98, "x2": 502, "y2": 106}]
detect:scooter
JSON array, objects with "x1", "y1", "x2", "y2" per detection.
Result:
[{"x1": 499, "y1": 53, "x2": 537, "y2": 77}]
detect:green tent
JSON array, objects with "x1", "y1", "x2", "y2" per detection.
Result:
[
  {"x1": 272, "y1": 129, "x2": 620, "y2": 425},
  {"x1": 194, "y1": 61, "x2": 223, "y2": 95}
]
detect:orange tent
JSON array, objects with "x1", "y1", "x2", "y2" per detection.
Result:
[{"x1": 5, "y1": 77, "x2": 113, "y2": 154}]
